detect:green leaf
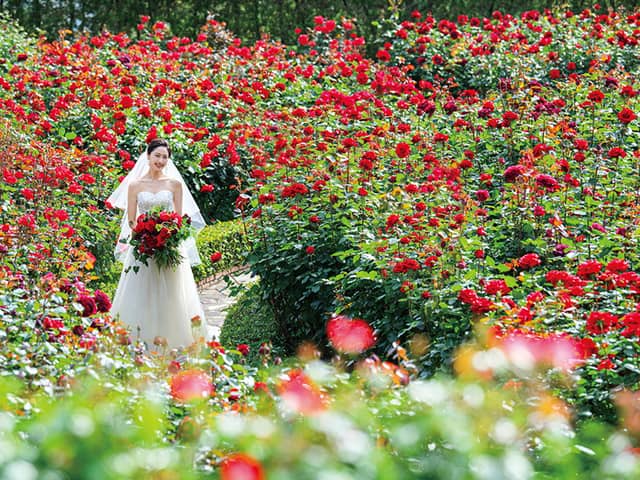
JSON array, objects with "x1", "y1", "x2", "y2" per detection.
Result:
[{"x1": 622, "y1": 363, "x2": 640, "y2": 375}]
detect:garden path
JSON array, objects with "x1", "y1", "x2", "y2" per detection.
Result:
[{"x1": 198, "y1": 269, "x2": 254, "y2": 341}]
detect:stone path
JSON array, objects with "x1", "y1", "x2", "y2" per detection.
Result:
[{"x1": 198, "y1": 269, "x2": 255, "y2": 341}]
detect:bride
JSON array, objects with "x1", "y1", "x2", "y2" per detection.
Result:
[{"x1": 107, "y1": 138, "x2": 207, "y2": 349}]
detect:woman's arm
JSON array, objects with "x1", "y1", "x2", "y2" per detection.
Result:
[
  {"x1": 127, "y1": 183, "x2": 138, "y2": 228},
  {"x1": 173, "y1": 181, "x2": 183, "y2": 216}
]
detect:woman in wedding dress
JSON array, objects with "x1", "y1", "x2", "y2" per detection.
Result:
[{"x1": 107, "y1": 139, "x2": 207, "y2": 349}]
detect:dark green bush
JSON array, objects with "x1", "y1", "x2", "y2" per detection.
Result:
[
  {"x1": 247, "y1": 198, "x2": 353, "y2": 356},
  {"x1": 219, "y1": 282, "x2": 284, "y2": 365}
]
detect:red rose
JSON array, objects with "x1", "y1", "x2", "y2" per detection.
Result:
[
  {"x1": 621, "y1": 312, "x2": 640, "y2": 337},
  {"x1": 277, "y1": 368, "x2": 328, "y2": 415},
  {"x1": 326, "y1": 315, "x2": 376, "y2": 354},
  {"x1": 210, "y1": 252, "x2": 222, "y2": 263},
  {"x1": 502, "y1": 111, "x2": 519, "y2": 124},
  {"x1": 385, "y1": 214, "x2": 401, "y2": 231},
  {"x1": 395, "y1": 142, "x2": 411, "y2": 158},
  {"x1": 576, "y1": 259, "x2": 602, "y2": 277},
  {"x1": 305, "y1": 246, "x2": 315, "y2": 255},
  {"x1": 298, "y1": 34, "x2": 310, "y2": 46},
  {"x1": 518, "y1": 253, "x2": 541, "y2": 270},
  {"x1": 597, "y1": 355, "x2": 616, "y2": 371},
  {"x1": 587, "y1": 90, "x2": 605, "y2": 103},
  {"x1": 158, "y1": 211, "x2": 173, "y2": 222},
  {"x1": 503, "y1": 165, "x2": 525, "y2": 182},
  {"x1": 43, "y1": 317, "x2": 65, "y2": 330},
  {"x1": 606, "y1": 259, "x2": 629, "y2": 273},
  {"x1": 608, "y1": 147, "x2": 626, "y2": 158},
  {"x1": 21, "y1": 188, "x2": 34, "y2": 200},
  {"x1": 575, "y1": 337, "x2": 598, "y2": 358},
  {"x1": 535, "y1": 174, "x2": 559, "y2": 191},
  {"x1": 376, "y1": 49, "x2": 391, "y2": 62},
  {"x1": 281, "y1": 183, "x2": 308, "y2": 198},
  {"x1": 170, "y1": 369, "x2": 213, "y2": 402},
  {"x1": 617, "y1": 107, "x2": 636, "y2": 124},
  {"x1": 484, "y1": 279, "x2": 511, "y2": 296},
  {"x1": 586, "y1": 311, "x2": 619, "y2": 335},
  {"x1": 237, "y1": 343, "x2": 250, "y2": 356},
  {"x1": 574, "y1": 139, "x2": 589, "y2": 150},
  {"x1": 94, "y1": 290, "x2": 112, "y2": 313},
  {"x1": 220, "y1": 453, "x2": 265, "y2": 480},
  {"x1": 77, "y1": 295, "x2": 97, "y2": 317},
  {"x1": 475, "y1": 189, "x2": 489, "y2": 202}
]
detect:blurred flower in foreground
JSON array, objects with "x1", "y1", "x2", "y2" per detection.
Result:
[
  {"x1": 616, "y1": 390, "x2": 640, "y2": 435},
  {"x1": 497, "y1": 331, "x2": 586, "y2": 371},
  {"x1": 326, "y1": 315, "x2": 376, "y2": 354},
  {"x1": 357, "y1": 356, "x2": 410, "y2": 386},
  {"x1": 221, "y1": 453, "x2": 265, "y2": 480},
  {"x1": 530, "y1": 393, "x2": 571, "y2": 428},
  {"x1": 277, "y1": 368, "x2": 328, "y2": 415},
  {"x1": 170, "y1": 369, "x2": 213, "y2": 402}
]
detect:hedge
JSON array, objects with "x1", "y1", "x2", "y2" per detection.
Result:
[
  {"x1": 219, "y1": 282, "x2": 284, "y2": 366},
  {"x1": 193, "y1": 219, "x2": 247, "y2": 284}
]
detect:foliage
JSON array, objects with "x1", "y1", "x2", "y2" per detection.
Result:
[
  {"x1": 219, "y1": 282, "x2": 283, "y2": 366},
  {"x1": 3, "y1": 333, "x2": 640, "y2": 478},
  {"x1": 375, "y1": 6, "x2": 640, "y2": 94},
  {"x1": 237, "y1": 7, "x2": 640, "y2": 421},
  {"x1": 192, "y1": 219, "x2": 247, "y2": 283},
  {"x1": 248, "y1": 204, "x2": 351, "y2": 354},
  {"x1": 0, "y1": 338, "x2": 264, "y2": 479},
  {"x1": 0, "y1": 11, "x2": 34, "y2": 68},
  {"x1": 1, "y1": 5, "x2": 640, "y2": 474},
  {"x1": 3, "y1": 1, "x2": 640, "y2": 56}
]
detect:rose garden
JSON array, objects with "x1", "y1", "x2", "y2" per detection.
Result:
[{"x1": 1, "y1": 4, "x2": 640, "y2": 478}]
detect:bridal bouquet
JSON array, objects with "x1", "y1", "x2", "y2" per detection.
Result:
[{"x1": 127, "y1": 207, "x2": 193, "y2": 272}]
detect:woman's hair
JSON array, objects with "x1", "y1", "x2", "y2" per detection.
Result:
[{"x1": 147, "y1": 138, "x2": 171, "y2": 157}]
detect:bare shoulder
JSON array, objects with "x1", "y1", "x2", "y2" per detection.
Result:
[
  {"x1": 169, "y1": 178, "x2": 182, "y2": 191},
  {"x1": 128, "y1": 179, "x2": 142, "y2": 194}
]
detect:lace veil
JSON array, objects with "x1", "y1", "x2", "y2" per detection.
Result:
[{"x1": 106, "y1": 149, "x2": 206, "y2": 266}]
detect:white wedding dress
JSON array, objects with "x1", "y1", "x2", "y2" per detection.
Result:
[{"x1": 110, "y1": 190, "x2": 206, "y2": 349}]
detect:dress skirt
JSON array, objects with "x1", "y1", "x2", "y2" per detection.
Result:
[{"x1": 110, "y1": 246, "x2": 206, "y2": 349}]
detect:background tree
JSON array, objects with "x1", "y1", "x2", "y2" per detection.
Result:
[{"x1": 2, "y1": 0, "x2": 637, "y2": 47}]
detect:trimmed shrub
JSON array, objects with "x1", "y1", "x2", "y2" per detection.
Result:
[
  {"x1": 193, "y1": 219, "x2": 247, "y2": 283},
  {"x1": 219, "y1": 282, "x2": 283, "y2": 365}
]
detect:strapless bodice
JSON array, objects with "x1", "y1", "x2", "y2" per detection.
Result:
[{"x1": 137, "y1": 190, "x2": 174, "y2": 214}]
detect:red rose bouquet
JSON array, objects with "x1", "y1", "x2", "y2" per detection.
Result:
[{"x1": 126, "y1": 206, "x2": 193, "y2": 272}]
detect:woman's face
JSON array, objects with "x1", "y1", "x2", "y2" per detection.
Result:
[{"x1": 148, "y1": 146, "x2": 169, "y2": 171}]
